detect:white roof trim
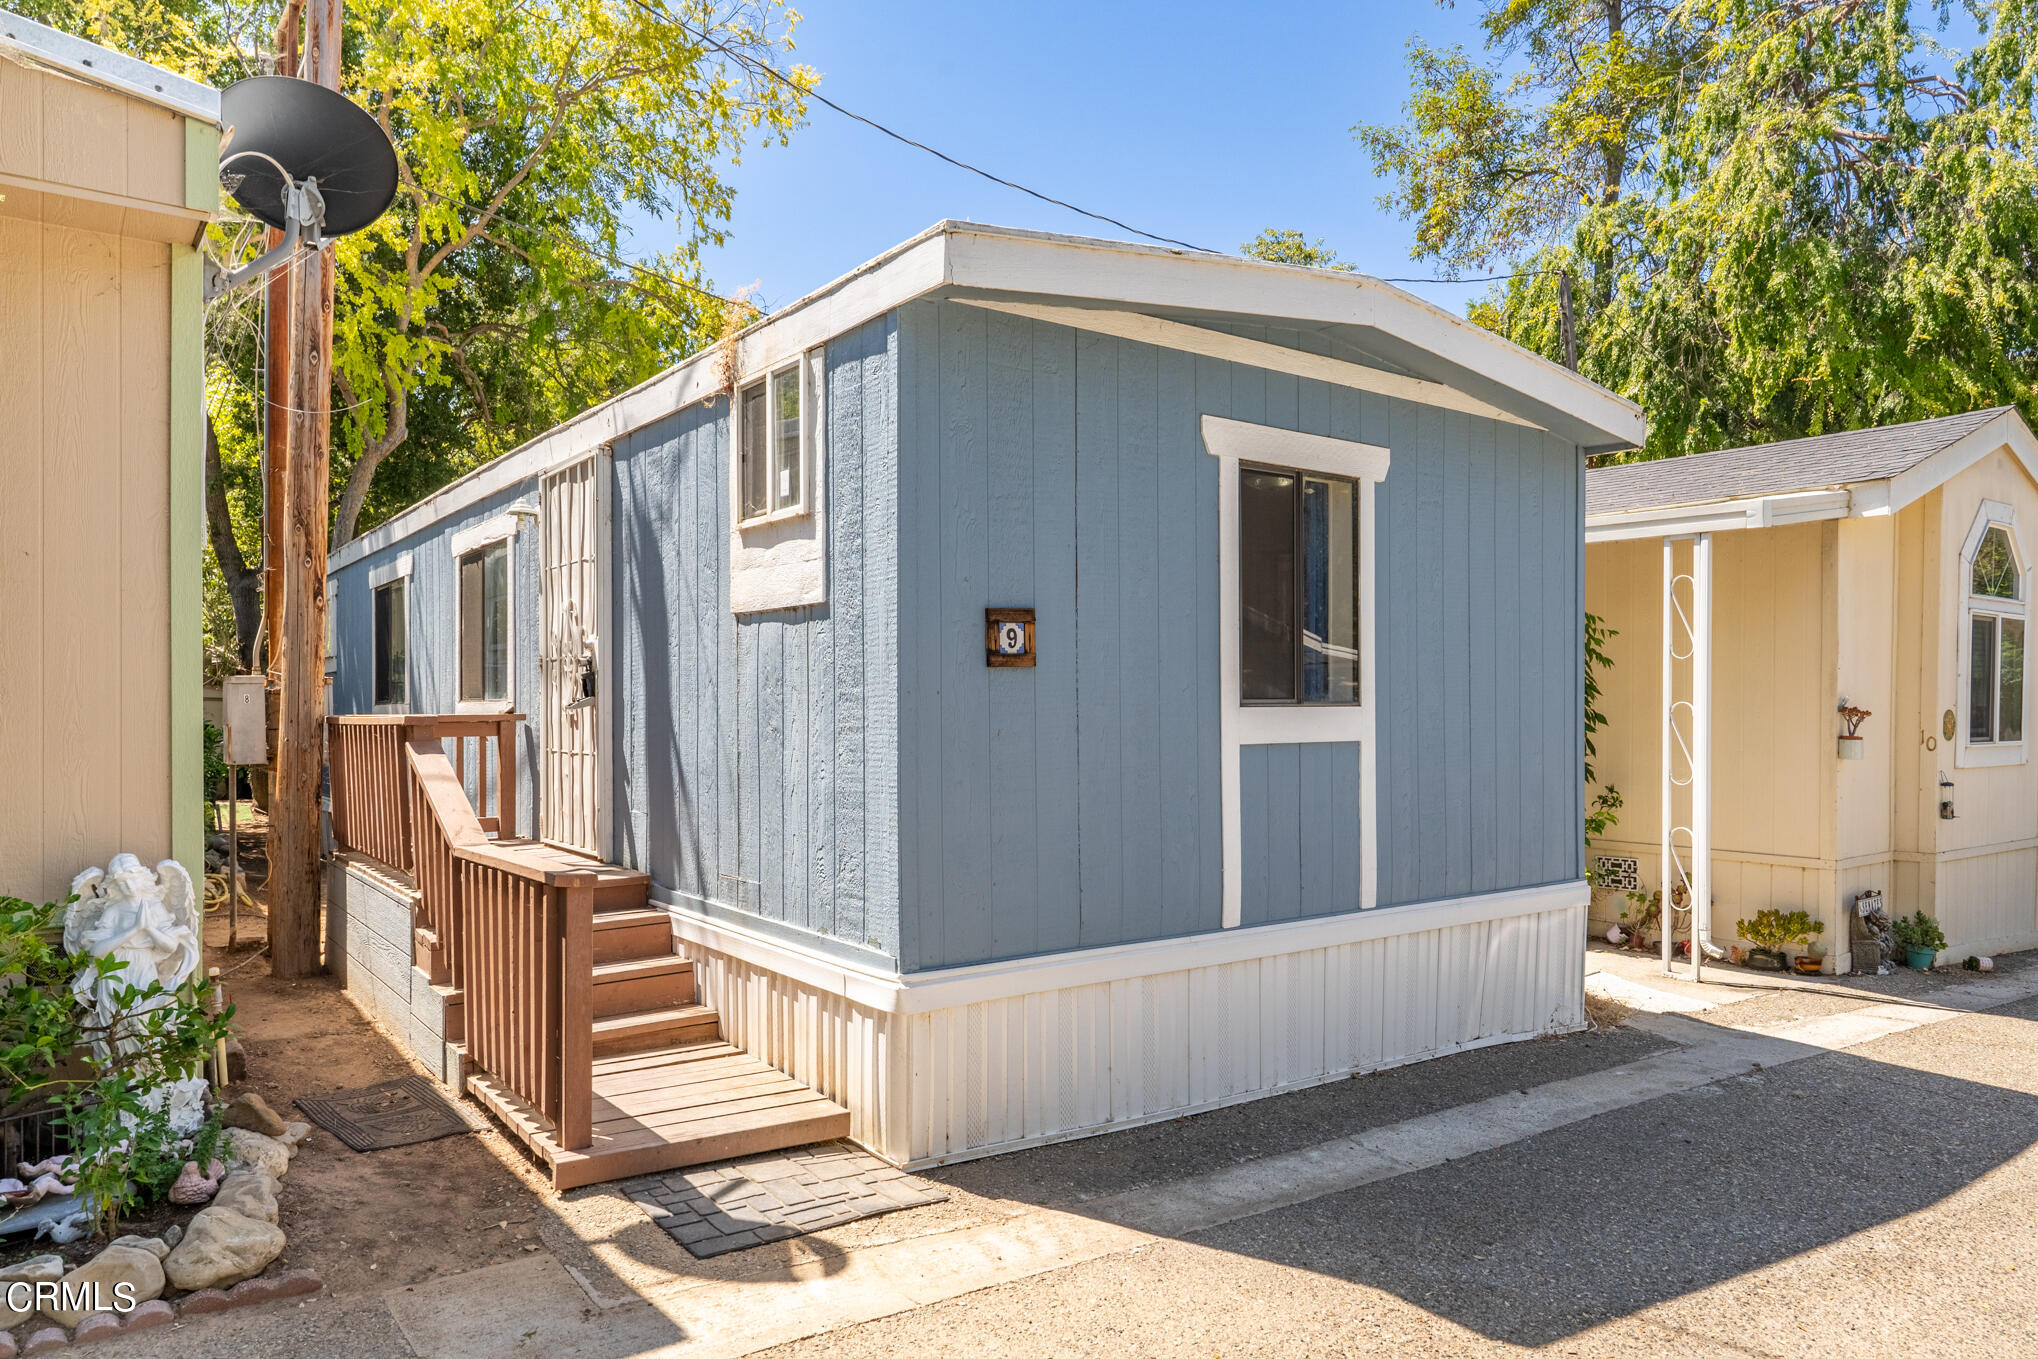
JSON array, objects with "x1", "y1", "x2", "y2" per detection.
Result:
[
  {"x1": 963, "y1": 296, "x2": 1540, "y2": 429},
  {"x1": 0, "y1": 7, "x2": 218, "y2": 122},
  {"x1": 333, "y1": 220, "x2": 1646, "y2": 570},
  {"x1": 1885, "y1": 409, "x2": 2038, "y2": 513},
  {"x1": 1586, "y1": 489, "x2": 1853, "y2": 543},
  {"x1": 1588, "y1": 409, "x2": 2038, "y2": 543}
]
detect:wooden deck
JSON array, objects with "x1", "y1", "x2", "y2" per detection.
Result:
[
  {"x1": 470, "y1": 1041, "x2": 851, "y2": 1190},
  {"x1": 454, "y1": 838, "x2": 848, "y2": 1188},
  {"x1": 330, "y1": 717, "x2": 855, "y2": 1190}
]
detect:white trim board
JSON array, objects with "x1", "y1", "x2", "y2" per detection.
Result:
[
  {"x1": 957, "y1": 297, "x2": 1538, "y2": 429},
  {"x1": 0, "y1": 7, "x2": 219, "y2": 121},
  {"x1": 1587, "y1": 411, "x2": 2038, "y2": 544},
  {"x1": 1205, "y1": 415, "x2": 1386, "y2": 928},
  {"x1": 366, "y1": 551, "x2": 413, "y2": 589},
  {"x1": 654, "y1": 878, "x2": 1588, "y2": 1019},
  {"x1": 333, "y1": 222, "x2": 1643, "y2": 571}
]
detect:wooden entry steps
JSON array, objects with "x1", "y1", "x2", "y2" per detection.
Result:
[
  {"x1": 455, "y1": 838, "x2": 850, "y2": 1189},
  {"x1": 471, "y1": 1041, "x2": 853, "y2": 1190}
]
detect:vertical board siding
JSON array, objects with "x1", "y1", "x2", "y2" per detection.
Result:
[
  {"x1": 606, "y1": 313, "x2": 901, "y2": 960},
  {"x1": 328, "y1": 481, "x2": 543, "y2": 838},
  {"x1": 896, "y1": 299, "x2": 1585, "y2": 971}
]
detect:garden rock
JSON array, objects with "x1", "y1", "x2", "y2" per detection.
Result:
[
  {"x1": 41, "y1": 1243, "x2": 165, "y2": 1326},
  {"x1": 163, "y1": 1223, "x2": 184, "y2": 1247},
  {"x1": 210, "y1": 1167, "x2": 281, "y2": 1226},
  {"x1": 109, "y1": 1233, "x2": 170, "y2": 1260},
  {"x1": 225, "y1": 1128, "x2": 292, "y2": 1179},
  {"x1": 221, "y1": 1092, "x2": 288, "y2": 1139},
  {"x1": 0, "y1": 1254, "x2": 62, "y2": 1283},
  {"x1": 281, "y1": 1121, "x2": 312, "y2": 1149},
  {"x1": 163, "y1": 1206, "x2": 285, "y2": 1291},
  {"x1": 0, "y1": 1255, "x2": 62, "y2": 1327}
]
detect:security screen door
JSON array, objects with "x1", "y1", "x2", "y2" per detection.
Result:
[{"x1": 538, "y1": 450, "x2": 609, "y2": 856}]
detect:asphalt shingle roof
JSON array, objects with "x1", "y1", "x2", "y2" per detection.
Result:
[{"x1": 1587, "y1": 408, "x2": 2015, "y2": 516}]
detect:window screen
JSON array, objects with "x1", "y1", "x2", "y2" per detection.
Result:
[
  {"x1": 459, "y1": 541, "x2": 509, "y2": 703},
  {"x1": 373, "y1": 580, "x2": 407, "y2": 707},
  {"x1": 1240, "y1": 466, "x2": 1361, "y2": 705}
]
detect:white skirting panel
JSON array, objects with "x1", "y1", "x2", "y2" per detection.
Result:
[
  {"x1": 659, "y1": 885, "x2": 1587, "y2": 1168},
  {"x1": 666, "y1": 922, "x2": 907, "y2": 1158},
  {"x1": 902, "y1": 900, "x2": 1585, "y2": 1167}
]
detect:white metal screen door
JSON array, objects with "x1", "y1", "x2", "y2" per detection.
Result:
[{"x1": 539, "y1": 450, "x2": 610, "y2": 856}]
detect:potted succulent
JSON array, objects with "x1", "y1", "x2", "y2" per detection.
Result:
[
  {"x1": 1838, "y1": 703, "x2": 1871, "y2": 760},
  {"x1": 1892, "y1": 911, "x2": 1947, "y2": 970},
  {"x1": 1737, "y1": 908, "x2": 1824, "y2": 973}
]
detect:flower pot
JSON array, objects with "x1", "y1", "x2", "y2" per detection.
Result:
[
  {"x1": 1906, "y1": 946, "x2": 1936, "y2": 970},
  {"x1": 1792, "y1": 954, "x2": 1823, "y2": 975},
  {"x1": 1838, "y1": 735, "x2": 1866, "y2": 760},
  {"x1": 1745, "y1": 948, "x2": 1787, "y2": 971}
]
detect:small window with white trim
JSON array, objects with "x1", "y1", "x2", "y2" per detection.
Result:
[
  {"x1": 1967, "y1": 524, "x2": 2025, "y2": 745},
  {"x1": 372, "y1": 579, "x2": 407, "y2": 708},
  {"x1": 458, "y1": 539, "x2": 511, "y2": 705},
  {"x1": 737, "y1": 361, "x2": 807, "y2": 524},
  {"x1": 1240, "y1": 464, "x2": 1361, "y2": 704}
]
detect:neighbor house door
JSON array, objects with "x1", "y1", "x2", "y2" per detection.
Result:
[{"x1": 538, "y1": 449, "x2": 610, "y2": 857}]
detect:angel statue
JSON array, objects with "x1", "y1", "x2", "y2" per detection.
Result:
[{"x1": 64, "y1": 854, "x2": 202, "y2": 1058}]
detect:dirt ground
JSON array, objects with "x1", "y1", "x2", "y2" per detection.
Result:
[
  {"x1": 200, "y1": 880, "x2": 566, "y2": 1298},
  {"x1": 3, "y1": 814, "x2": 569, "y2": 1296}
]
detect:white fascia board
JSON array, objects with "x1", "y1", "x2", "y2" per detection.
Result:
[
  {"x1": 964, "y1": 297, "x2": 1540, "y2": 429},
  {"x1": 655, "y1": 878, "x2": 1586, "y2": 1016},
  {"x1": 329, "y1": 232, "x2": 947, "y2": 572},
  {"x1": 1886, "y1": 409, "x2": 2038, "y2": 514},
  {"x1": 1585, "y1": 489, "x2": 1853, "y2": 543},
  {"x1": 0, "y1": 7, "x2": 218, "y2": 122},
  {"x1": 943, "y1": 225, "x2": 1646, "y2": 450},
  {"x1": 333, "y1": 218, "x2": 1651, "y2": 569}
]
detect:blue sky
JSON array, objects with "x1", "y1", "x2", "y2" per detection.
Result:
[{"x1": 623, "y1": 0, "x2": 1497, "y2": 316}]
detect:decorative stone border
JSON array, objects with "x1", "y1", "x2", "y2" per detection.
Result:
[{"x1": 1, "y1": 1272, "x2": 322, "y2": 1354}]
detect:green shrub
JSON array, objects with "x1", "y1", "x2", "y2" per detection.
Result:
[
  {"x1": 1737, "y1": 908, "x2": 1823, "y2": 954},
  {"x1": 1892, "y1": 911, "x2": 1947, "y2": 954},
  {"x1": 0, "y1": 894, "x2": 234, "y2": 1236}
]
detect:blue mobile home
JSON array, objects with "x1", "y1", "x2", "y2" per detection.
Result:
[{"x1": 327, "y1": 223, "x2": 1644, "y2": 1167}]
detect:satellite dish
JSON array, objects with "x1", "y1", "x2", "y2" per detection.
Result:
[{"x1": 218, "y1": 76, "x2": 397, "y2": 236}]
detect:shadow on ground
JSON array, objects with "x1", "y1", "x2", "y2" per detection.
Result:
[{"x1": 929, "y1": 990, "x2": 2038, "y2": 1349}]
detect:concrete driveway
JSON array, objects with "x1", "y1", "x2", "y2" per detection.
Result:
[{"x1": 102, "y1": 953, "x2": 2038, "y2": 1358}]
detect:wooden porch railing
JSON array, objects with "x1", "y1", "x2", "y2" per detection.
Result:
[
  {"x1": 328, "y1": 713, "x2": 522, "y2": 864},
  {"x1": 327, "y1": 717, "x2": 416, "y2": 871},
  {"x1": 455, "y1": 845, "x2": 594, "y2": 1148}
]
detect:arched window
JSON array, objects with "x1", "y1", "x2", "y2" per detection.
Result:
[{"x1": 1965, "y1": 515, "x2": 2026, "y2": 751}]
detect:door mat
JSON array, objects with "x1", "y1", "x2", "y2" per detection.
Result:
[
  {"x1": 294, "y1": 1075, "x2": 472, "y2": 1152},
  {"x1": 621, "y1": 1142, "x2": 947, "y2": 1258}
]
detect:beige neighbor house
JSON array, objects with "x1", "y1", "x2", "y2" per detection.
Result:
[
  {"x1": 1585, "y1": 407, "x2": 2038, "y2": 971},
  {"x1": 0, "y1": 12, "x2": 218, "y2": 903}
]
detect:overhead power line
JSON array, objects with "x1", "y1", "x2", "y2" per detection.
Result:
[{"x1": 636, "y1": 0, "x2": 1218, "y2": 256}]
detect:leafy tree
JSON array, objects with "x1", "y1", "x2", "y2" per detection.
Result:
[
  {"x1": 1241, "y1": 228, "x2": 1355, "y2": 271},
  {"x1": 1360, "y1": 0, "x2": 2038, "y2": 458},
  {"x1": 19, "y1": 0, "x2": 809, "y2": 667}
]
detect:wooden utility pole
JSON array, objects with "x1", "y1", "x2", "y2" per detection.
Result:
[{"x1": 266, "y1": 0, "x2": 341, "y2": 977}]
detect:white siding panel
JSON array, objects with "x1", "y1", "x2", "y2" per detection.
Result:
[{"x1": 897, "y1": 899, "x2": 1587, "y2": 1167}]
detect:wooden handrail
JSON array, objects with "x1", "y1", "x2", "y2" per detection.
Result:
[
  {"x1": 330, "y1": 713, "x2": 521, "y2": 859},
  {"x1": 332, "y1": 711, "x2": 583, "y2": 1148},
  {"x1": 459, "y1": 856, "x2": 595, "y2": 1148}
]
